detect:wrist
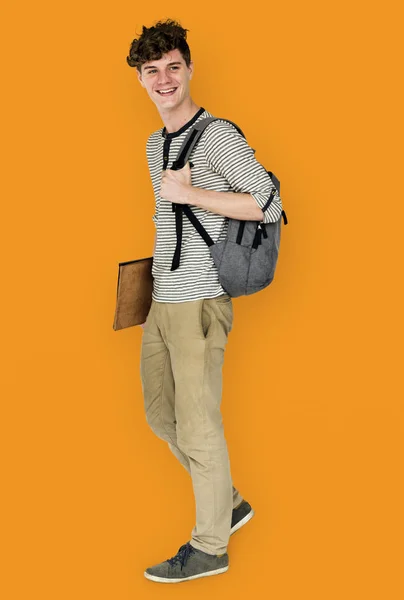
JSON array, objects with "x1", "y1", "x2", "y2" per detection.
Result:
[{"x1": 184, "y1": 183, "x2": 196, "y2": 205}]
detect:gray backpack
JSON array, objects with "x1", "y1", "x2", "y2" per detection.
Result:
[{"x1": 169, "y1": 117, "x2": 288, "y2": 297}]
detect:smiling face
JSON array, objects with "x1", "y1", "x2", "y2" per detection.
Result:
[{"x1": 137, "y1": 48, "x2": 193, "y2": 111}]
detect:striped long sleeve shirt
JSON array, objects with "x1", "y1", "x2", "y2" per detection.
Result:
[{"x1": 146, "y1": 106, "x2": 282, "y2": 303}]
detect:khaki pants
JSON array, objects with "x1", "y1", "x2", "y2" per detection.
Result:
[{"x1": 140, "y1": 293, "x2": 244, "y2": 555}]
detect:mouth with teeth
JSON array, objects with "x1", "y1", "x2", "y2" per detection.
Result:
[{"x1": 156, "y1": 87, "x2": 177, "y2": 96}]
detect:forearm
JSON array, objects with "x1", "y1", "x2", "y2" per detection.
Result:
[{"x1": 185, "y1": 185, "x2": 264, "y2": 221}]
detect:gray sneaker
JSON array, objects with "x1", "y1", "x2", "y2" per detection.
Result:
[
  {"x1": 144, "y1": 541, "x2": 229, "y2": 583},
  {"x1": 230, "y1": 500, "x2": 254, "y2": 535}
]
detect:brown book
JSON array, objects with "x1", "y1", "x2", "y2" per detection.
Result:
[{"x1": 113, "y1": 256, "x2": 153, "y2": 330}]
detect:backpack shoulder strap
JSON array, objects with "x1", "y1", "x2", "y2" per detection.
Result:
[
  {"x1": 194, "y1": 117, "x2": 246, "y2": 138},
  {"x1": 171, "y1": 117, "x2": 246, "y2": 170}
]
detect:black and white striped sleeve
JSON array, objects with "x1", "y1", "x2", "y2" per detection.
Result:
[
  {"x1": 201, "y1": 121, "x2": 283, "y2": 223},
  {"x1": 146, "y1": 134, "x2": 158, "y2": 227}
]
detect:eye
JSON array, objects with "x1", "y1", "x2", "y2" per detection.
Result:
[{"x1": 146, "y1": 65, "x2": 179, "y2": 75}]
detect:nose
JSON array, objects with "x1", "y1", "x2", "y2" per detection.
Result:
[{"x1": 156, "y1": 70, "x2": 172, "y2": 86}]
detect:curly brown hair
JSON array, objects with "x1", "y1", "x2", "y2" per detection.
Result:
[{"x1": 126, "y1": 19, "x2": 191, "y2": 74}]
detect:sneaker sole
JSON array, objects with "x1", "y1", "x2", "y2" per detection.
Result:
[
  {"x1": 144, "y1": 565, "x2": 229, "y2": 583},
  {"x1": 230, "y1": 507, "x2": 255, "y2": 535}
]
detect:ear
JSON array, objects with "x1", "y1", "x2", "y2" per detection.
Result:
[
  {"x1": 137, "y1": 69, "x2": 145, "y2": 88},
  {"x1": 188, "y1": 60, "x2": 194, "y2": 80}
]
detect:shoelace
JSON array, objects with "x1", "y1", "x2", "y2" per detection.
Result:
[{"x1": 167, "y1": 542, "x2": 196, "y2": 570}]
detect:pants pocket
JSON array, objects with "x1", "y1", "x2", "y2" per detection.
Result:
[
  {"x1": 215, "y1": 293, "x2": 232, "y2": 305},
  {"x1": 214, "y1": 297, "x2": 233, "y2": 335},
  {"x1": 199, "y1": 297, "x2": 233, "y2": 341},
  {"x1": 199, "y1": 299, "x2": 213, "y2": 340}
]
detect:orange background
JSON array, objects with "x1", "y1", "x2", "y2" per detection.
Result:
[{"x1": 1, "y1": 1, "x2": 403, "y2": 598}]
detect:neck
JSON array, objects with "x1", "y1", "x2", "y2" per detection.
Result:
[{"x1": 159, "y1": 97, "x2": 201, "y2": 134}]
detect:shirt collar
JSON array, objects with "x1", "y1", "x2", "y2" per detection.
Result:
[{"x1": 161, "y1": 106, "x2": 206, "y2": 139}]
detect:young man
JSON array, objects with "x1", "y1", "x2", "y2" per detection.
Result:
[{"x1": 126, "y1": 19, "x2": 282, "y2": 583}]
